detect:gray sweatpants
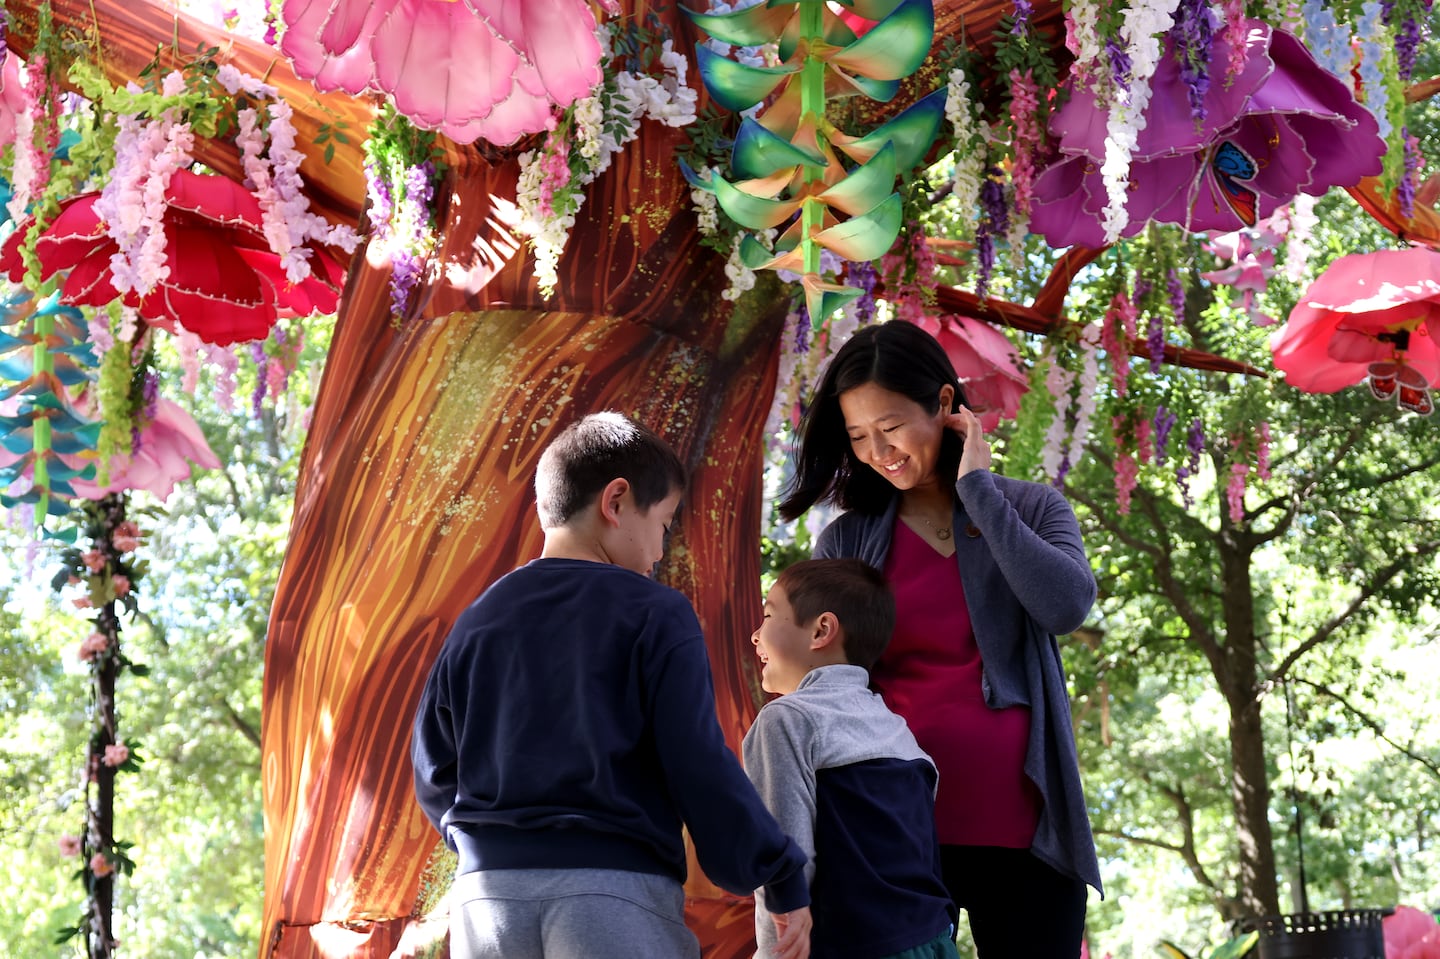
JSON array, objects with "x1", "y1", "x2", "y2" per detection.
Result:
[{"x1": 450, "y1": 868, "x2": 703, "y2": 959}]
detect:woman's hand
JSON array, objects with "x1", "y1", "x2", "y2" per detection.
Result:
[{"x1": 946, "y1": 406, "x2": 992, "y2": 477}]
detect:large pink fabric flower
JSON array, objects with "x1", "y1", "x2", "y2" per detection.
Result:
[
  {"x1": 0, "y1": 54, "x2": 25, "y2": 150},
  {"x1": 1271, "y1": 247, "x2": 1440, "y2": 394},
  {"x1": 912, "y1": 315, "x2": 1029, "y2": 431},
  {"x1": 279, "y1": 0, "x2": 615, "y2": 146},
  {"x1": 1030, "y1": 22, "x2": 1383, "y2": 248},
  {"x1": 1386, "y1": 906, "x2": 1440, "y2": 959},
  {"x1": 65, "y1": 398, "x2": 222, "y2": 502}
]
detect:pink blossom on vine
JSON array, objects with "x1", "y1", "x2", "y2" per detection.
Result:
[
  {"x1": 112, "y1": 521, "x2": 142, "y2": 554},
  {"x1": 102, "y1": 742, "x2": 130, "y2": 767},
  {"x1": 1257, "y1": 421, "x2": 1272, "y2": 480},
  {"x1": 1115, "y1": 449, "x2": 1139, "y2": 514},
  {"x1": 113, "y1": 575, "x2": 131, "y2": 597},
  {"x1": 57, "y1": 835, "x2": 82, "y2": 857},
  {"x1": 90, "y1": 853, "x2": 114, "y2": 878},
  {"x1": 1101, "y1": 292, "x2": 1137, "y2": 396},
  {"x1": 1135, "y1": 417, "x2": 1154, "y2": 464},
  {"x1": 81, "y1": 550, "x2": 106, "y2": 573},
  {"x1": 78, "y1": 632, "x2": 110, "y2": 662},
  {"x1": 72, "y1": 596, "x2": 93, "y2": 610},
  {"x1": 1226, "y1": 460, "x2": 1248, "y2": 522},
  {"x1": 1008, "y1": 69, "x2": 1041, "y2": 217}
]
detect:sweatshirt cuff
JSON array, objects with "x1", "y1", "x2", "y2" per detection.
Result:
[{"x1": 761, "y1": 866, "x2": 811, "y2": 914}]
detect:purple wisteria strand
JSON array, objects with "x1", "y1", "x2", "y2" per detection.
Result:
[
  {"x1": 250, "y1": 341, "x2": 269, "y2": 418},
  {"x1": 1395, "y1": 12, "x2": 1420, "y2": 81},
  {"x1": 850, "y1": 261, "x2": 879, "y2": 324},
  {"x1": 1400, "y1": 128, "x2": 1420, "y2": 219},
  {"x1": 1170, "y1": 0, "x2": 1219, "y2": 124},
  {"x1": 975, "y1": 167, "x2": 1010, "y2": 297},
  {"x1": 1153, "y1": 406, "x2": 1178, "y2": 464},
  {"x1": 1176, "y1": 418, "x2": 1204, "y2": 508},
  {"x1": 0, "y1": 7, "x2": 8, "y2": 61}
]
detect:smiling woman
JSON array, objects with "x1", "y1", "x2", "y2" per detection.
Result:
[{"x1": 777, "y1": 319, "x2": 1101, "y2": 959}]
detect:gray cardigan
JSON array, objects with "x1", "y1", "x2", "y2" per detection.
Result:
[{"x1": 813, "y1": 468, "x2": 1103, "y2": 893}]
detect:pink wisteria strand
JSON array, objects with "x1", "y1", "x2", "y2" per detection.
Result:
[
  {"x1": 1030, "y1": 21, "x2": 1383, "y2": 248},
  {"x1": 280, "y1": 0, "x2": 616, "y2": 146}
]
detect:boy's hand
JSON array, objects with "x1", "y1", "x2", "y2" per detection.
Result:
[{"x1": 771, "y1": 906, "x2": 813, "y2": 959}]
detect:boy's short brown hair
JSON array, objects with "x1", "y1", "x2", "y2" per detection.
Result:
[
  {"x1": 775, "y1": 559, "x2": 895, "y2": 670},
  {"x1": 534, "y1": 412, "x2": 686, "y2": 528}
]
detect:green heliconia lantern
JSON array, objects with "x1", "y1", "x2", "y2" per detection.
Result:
[{"x1": 686, "y1": 0, "x2": 947, "y2": 325}]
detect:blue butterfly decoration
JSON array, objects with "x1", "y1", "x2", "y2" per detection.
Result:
[{"x1": 1210, "y1": 140, "x2": 1258, "y2": 227}]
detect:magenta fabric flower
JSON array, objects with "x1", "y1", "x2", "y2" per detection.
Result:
[
  {"x1": 279, "y1": 0, "x2": 614, "y2": 145},
  {"x1": 913, "y1": 315, "x2": 1029, "y2": 431},
  {"x1": 1386, "y1": 906, "x2": 1440, "y2": 959},
  {"x1": 102, "y1": 742, "x2": 130, "y2": 767},
  {"x1": 66, "y1": 398, "x2": 222, "y2": 502},
  {"x1": 1271, "y1": 247, "x2": 1440, "y2": 399},
  {"x1": 1031, "y1": 22, "x2": 1383, "y2": 248}
]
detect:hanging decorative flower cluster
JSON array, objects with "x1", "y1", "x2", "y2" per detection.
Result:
[
  {"x1": 686, "y1": 0, "x2": 947, "y2": 325},
  {"x1": 0, "y1": 43, "x2": 353, "y2": 526},
  {"x1": 363, "y1": 106, "x2": 441, "y2": 321},
  {"x1": 48, "y1": 499, "x2": 148, "y2": 954},
  {"x1": 515, "y1": 19, "x2": 699, "y2": 298}
]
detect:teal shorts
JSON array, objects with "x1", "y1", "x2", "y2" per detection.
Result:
[{"x1": 882, "y1": 928, "x2": 961, "y2": 959}]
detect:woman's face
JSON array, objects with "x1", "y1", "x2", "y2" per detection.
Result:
[{"x1": 837, "y1": 381, "x2": 950, "y2": 493}]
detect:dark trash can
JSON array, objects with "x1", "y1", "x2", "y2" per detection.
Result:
[{"x1": 1236, "y1": 910, "x2": 1390, "y2": 959}]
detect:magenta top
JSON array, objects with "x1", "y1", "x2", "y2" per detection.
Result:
[{"x1": 875, "y1": 520, "x2": 1042, "y2": 848}]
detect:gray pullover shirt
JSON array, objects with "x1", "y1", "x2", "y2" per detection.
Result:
[{"x1": 743, "y1": 665, "x2": 954, "y2": 958}]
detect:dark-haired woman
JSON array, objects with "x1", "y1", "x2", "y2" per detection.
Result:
[{"x1": 778, "y1": 321, "x2": 1100, "y2": 958}]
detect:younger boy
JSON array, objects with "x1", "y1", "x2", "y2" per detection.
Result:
[
  {"x1": 412, "y1": 412, "x2": 812, "y2": 959},
  {"x1": 746, "y1": 558, "x2": 957, "y2": 959}
]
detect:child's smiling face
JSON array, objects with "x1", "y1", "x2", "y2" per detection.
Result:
[{"x1": 750, "y1": 582, "x2": 816, "y2": 695}]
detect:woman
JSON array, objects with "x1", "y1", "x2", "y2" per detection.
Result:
[{"x1": 778, "y1": 321, "x2": 1101, "y2": 958}]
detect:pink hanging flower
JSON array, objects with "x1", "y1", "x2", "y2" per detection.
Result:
[
  {"x1": 1135, "y1": 416, "x2": 1154, "y2": 465},
  {"x1": 78, "y1": 632, "x2": 110, "y2": 662},
  {"x1": 66, "y1": 398, "x2": 221, "y2": 502},
  {"x1": 81, "y1": 550, "x2": 107, "y2": 573},
  {"x1": 112, "y1": 521, "x2": 143, "y2": 554},
  {"x1": 89, "y1": 852, "x2": 114, "y2": 878},
  {"x1": 1008, "y1": 69, "x2": 1042, "y2": 217},
  {"x1": 1256, "y1": 421, "x2": 1271, "y2": 480},
  {"x1": 102, "y1": 742, "x2": 130, "y2": 767},
  {"x1": 1115, "y1": 449, "x2": 1139, "y2": 515},
  {"x1": 1101, "y1": 292, "x2": 1138, "y2": 397},
  {"x1": 57, "y1": 834, "x2": 83, "y2": 857},
  {"x1": 1227, "y1": 460, "x2": 1248, "y2": 522}
]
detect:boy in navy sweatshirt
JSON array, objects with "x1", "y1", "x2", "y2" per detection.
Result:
[
  {"x1": 411, "y1": 411, "x2": 811, "y2": 959},
  {"x1": 745, "y1": 559, "x2": 957, "y2": 959}
]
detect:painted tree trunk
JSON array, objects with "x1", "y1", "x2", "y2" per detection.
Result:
[{"x1": 259, "y1": 109, "x2": 791, "y2": 954}]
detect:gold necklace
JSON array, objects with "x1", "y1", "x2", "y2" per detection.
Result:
[{"x1": 914, "y1": 512, "x2": 952, "y2": 541}]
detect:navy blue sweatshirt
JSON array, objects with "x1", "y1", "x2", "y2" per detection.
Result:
[{"x1": 411, "y1": 558, "x2": 811, "y2": 913}]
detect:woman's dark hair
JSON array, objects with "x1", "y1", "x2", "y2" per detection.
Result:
[{"x1": 777, "y1": 322, "x2": 967, "y2": 520}]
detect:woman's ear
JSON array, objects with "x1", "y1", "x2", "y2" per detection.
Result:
[{"x1": 938, "y1": 383, "x2": 956, "y2": 415}]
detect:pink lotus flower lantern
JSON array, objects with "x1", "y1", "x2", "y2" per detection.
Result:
[
  {"x1": 65, "y1": 398, "x2": 222, "y2": 502},
  {"x1": 1030, "y1": 21, "x2": 1384, "y2": 248},
  {"x1": 279, "y1": 0, "x2": 616, "y2": 146},
  {"x1": 1385, "y1": 906, "x2": 1440, "y2": 959},
  {"x1": 1271, "y1": 247, "x2": 1440, "y2": 415},
  {"x1": 912, "y1": 315, "x2": 1029, "y2": 431}
]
